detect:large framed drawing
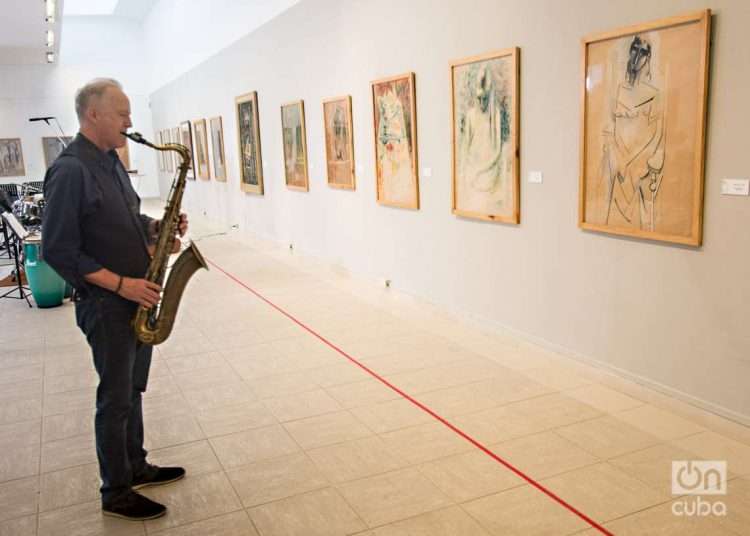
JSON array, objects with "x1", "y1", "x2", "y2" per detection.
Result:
[
  {"x1": 0, "y1": 139, "x2": 25, "y2": 177},
  {"x1": 179, "y1": 121, "x2": 196, "y2": 180},
  {"x1": 451, "y1": 48, "x2": 519, "y2": 223},
  {"x1": 579, "y1": 10, "x2": 711, "y2": 246},
  {"x1": 193, "y1": 119, "x2": 210, "y2": 180},
  {"x1": 371, "y1": 72, "x2": 418, "y2": 209},
  {"x1": 281, "y1": 100, "x2": 309, "y2": 191},
  {"x1": 323, "y1": 95, "x2": 355, "y2": 190},
  {"x1": 235, "y1": 91, "x2": 263, "y2": 194},
  {"x1": 209, "y1": 116, "x2": 227, "y2": 182},
  {"x1": 42, "y1": 137, "x2": 73, "y2": 168}
]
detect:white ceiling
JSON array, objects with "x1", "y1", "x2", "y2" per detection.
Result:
[
  {"x1": 0, "y1": 0, "x2": 63, "y2": 65},
  {"x1": 0, "y1": 0, "x2": 158, "y2": 65}
]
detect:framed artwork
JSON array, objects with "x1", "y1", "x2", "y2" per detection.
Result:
[
  {"x1": 42, "y1": 136, "x2": 73, "y2": 168},
  {"x1": 180, "y1": 121, "x2": 196, "y2": 180},
  {"x1": 235, "y1": 91, "x2": 264, "y2": 194},
  {"x1": 193, "y1": 118, "x2": 210, "y2": 180},
  {"x1": 579, "y1": 9, "x2": 711, "y2": 246},
  {"x1": 116, "y1": 140, "x2": 131, "y2": 171},
  {"x1": 171, "y1": 127, "x2": 180, "y2": 172},
  {"x1": 0, "y1": 139, "x2": 25, "y2": 177},
  {"x1": 371, "y1": 72, "x2": 419, "y2": 209},
  {"x1": 156, "y1": 130, "x2": 165, "y2": 171},
  {"x1": 280, "y1": 100, "x2": 309, "y2": 191},
  {"x1": 451, "y1": 48, "x2": 520, "y2": 224},
  {"x1": 209, "y1": 116, "x2": 227, "y2": 181},
  {"x1": 323, "y1": 95, "x2": 355, "y2": 190}
]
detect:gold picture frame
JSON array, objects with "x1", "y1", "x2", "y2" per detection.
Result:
[
  {"x1": 579, "y1": 9, "x2": 711, "y2": 246},
  {"x1": 235, "y1": 91, "x2": 264, "y2": 194},
  {"x1": 450, "y1": 48, "x2": 520, "y2": 224},
  {"x1": 280, "y1": 100, "x2": 309, "y2": 192},
  {"x1": 193, "y1": 118, "x2": 210, "y2": 180},
  {"x1": 209, "y1": 116, "x2": 227, "y2": 182},
  {"x1": 323, "y1": 95, "x2": 355, "y2": 190},
  {"x1": 371, "y1": 72, "x2": 419, "y2": 209}
]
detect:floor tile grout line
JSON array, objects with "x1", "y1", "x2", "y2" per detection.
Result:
[{"x1": 206, "y1": 257, "x2": 615, "y2": 536}]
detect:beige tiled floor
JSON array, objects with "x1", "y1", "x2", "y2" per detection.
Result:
[{"x1": 1, "y1": 208, "x2": 750, "y2": 535}]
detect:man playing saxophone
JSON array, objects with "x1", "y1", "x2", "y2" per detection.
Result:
[{"x1": 43, "y1": 78, "x2": 187, "y2": 521}]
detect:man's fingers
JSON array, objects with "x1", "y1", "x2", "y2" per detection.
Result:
[{"x1": 144, "y1": 281, "x2": 162, "y2": 292}]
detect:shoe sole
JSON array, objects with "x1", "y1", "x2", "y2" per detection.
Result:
[
  {"x1": 132, "y1": 472, "x2": 186, "y2": 490},
  {"x1": 102, "y1": 509, "x2": 166, "y2": 521}
]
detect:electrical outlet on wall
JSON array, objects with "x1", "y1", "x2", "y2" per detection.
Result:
[
  {"x1": 721, "y1": 178, "x2": 749, "y2": 196},
  {"x1": 528, "y1": 171, "x2": 543, "y2": 184}
]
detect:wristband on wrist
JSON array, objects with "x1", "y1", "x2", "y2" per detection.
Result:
[{"x1": 114, "y1": 275, "x2": 124, "y2": 294}]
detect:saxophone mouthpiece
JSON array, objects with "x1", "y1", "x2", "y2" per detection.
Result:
[{"x1": 122, "y1": 131, "x2": 152, "y2": 147}]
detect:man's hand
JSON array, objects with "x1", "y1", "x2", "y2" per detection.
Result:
[
  {"x1": 118, "y1": 277, "x2": 161, "y2": 308},
  {"x1": 177, "y1": 213, "x2": 188, "y2": 237}
]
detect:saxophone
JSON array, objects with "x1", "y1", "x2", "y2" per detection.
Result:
[{"x1": 123, "y1": 131, "x2": 208, "y2": 345}]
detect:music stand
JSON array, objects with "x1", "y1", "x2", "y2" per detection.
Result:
[{"x1": 0, "y1": 211, "x2": 32, "y2": 307}]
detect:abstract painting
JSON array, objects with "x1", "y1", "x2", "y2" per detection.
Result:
[
  {"x1": 281, "y1": 100, "x2": 309, "y2": 191},
  {"x1": 180, "y1": 121, "x2": 195, "y2": 180},
  {"x1": 451, "y1": 48, "x2": 519, "y2": 223},
  {"x1": 193, "y1": 119, "x2": 210, "y2": 180},
  {"x1": 42, "y1": 136, "x2": 73, "y2": 168},
  {"x1": 235, "y1": 91, "x2": 263, "y2": 194},
  {"x1": 323, "y1": 95, "x2": 355, "y2": 190},
  {"x1": 209, "y1": 116, "x2": 227, "y2": 181},
  {"x1": 0, "y1": 139, "x2": 25, "y2": 177},
  {"x1": 371, "y1": 72, "x2": 418, "y2": 209},
  {"x1": 579, "y1": 10, "x2": 711, "y2": 246}
]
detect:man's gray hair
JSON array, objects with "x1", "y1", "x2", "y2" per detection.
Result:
[{"x1": 75, "y1": 78, "x2": 123, "y2": 120}]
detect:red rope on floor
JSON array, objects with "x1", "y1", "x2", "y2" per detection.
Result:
[{"x1": 208, "y1": 258, "x2": 614, "y2": 536}]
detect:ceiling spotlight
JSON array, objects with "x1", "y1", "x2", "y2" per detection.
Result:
[
  {"x1": 46, "y1": 0, "x2": 56, "y2": 23},
  {"x1": 46, "y1": 29, "x2": 55, "y2": 48},
  {"x1": 46, "y1": 51, "x2": 55, "y2": 63}
]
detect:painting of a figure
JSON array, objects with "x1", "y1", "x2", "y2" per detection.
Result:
[
  {"x1": 0, "y1": 139, "x2": 25, "y2": 177},
  {"x1": 193, "y1": 119, "x2": 210, "y2": 180},
  {"x1": 209, "y1": 116, "x2": 227, "y2": 181},
  {"x1": 580, "y1": 10, "x2": 711, "y2": 246},
  {"x1": 42, "y1": 137, "x2": 73, "y2": 169},
  {"x1": 451, "y1": 48, "x2": 519, "y2": 223},
  {"x1": 323, "y1": 96, "x2": 355, "y2": 189},
  {"x1": 179, "y1": 121, "x2": 195, "y2": 180},
  {"x1": 235, "y1": 91, "x2": 263, "y2": 194},
  {"x1": 371, "y1": 72, "x2": 418, "y2": 209},
  {"x1": 281, "y1": 100, "x2": 309, "y2": 191}
]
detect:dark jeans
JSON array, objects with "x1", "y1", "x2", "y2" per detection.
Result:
[{"x1": 75, "y1": 289, "x2": 153, "y2": 505}]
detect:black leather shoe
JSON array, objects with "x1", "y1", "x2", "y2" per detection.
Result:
[
  {"x1": 102, "y1": 491, "x2": 166, "y2": 520},
  {"x1": 132, "y1": 465, "x2": 186, "y2": 490}
]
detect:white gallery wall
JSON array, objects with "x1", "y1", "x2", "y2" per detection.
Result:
[
  {"x1": 0, "y1": 16, "x2": 158, "y2": 197},
  {"x1": 151, "y1": 0, "x2": 750, "y2": 422}
]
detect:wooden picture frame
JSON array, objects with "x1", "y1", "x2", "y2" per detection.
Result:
[
  {"x1": 450, "y1": 48, "x2": 520, "y2": 224},
  {"x1": 209, "y1": 116, "x2": 227, "y2": 182},
  {"x1": 371, "y1": 72, "x2": 419, "y2": 209},
  {"x1": 179, "y1": 121, "x2": 196, "y2": 180},
  {"x1": 0, "y1": 138, "x2": 25, "y2": 177},
  {"x1": 579, "y1": 10, "x2": 711, "y2": 246},
  {"x1": 235, "y1": 91, "x2": 264, "y2": 194},
  {"x1": 41, "y1": 136, "x2": 73, "y2": 169},
  {"x1": 116, "y1": 140, "x2": 131, "y2": 171},
  {"x1": 323, "y1": 95, "x2": 355, "y2": 190},
  {"x1": 280, "y1": 100, "x2": 309, "y2": 192},
  {"x1": 171, "y1": 127, "x2": 180, "y2": 172},
  {"x1": 193, "y1": 118, "x2": 210, "y2": 180}
]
